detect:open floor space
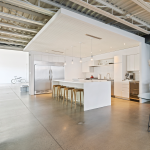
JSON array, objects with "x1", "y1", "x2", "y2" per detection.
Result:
[{"x1": 1, "y1": 84, "x2": 150, "y2": 150}]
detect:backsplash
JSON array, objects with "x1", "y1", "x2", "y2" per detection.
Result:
[{"x1": 85, "y1": 65, "x2": 114, "y2": 79}]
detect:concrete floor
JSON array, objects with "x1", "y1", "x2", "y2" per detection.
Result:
[{"x1": 0, "y1": 84, "x2": 150, "y2": 150}]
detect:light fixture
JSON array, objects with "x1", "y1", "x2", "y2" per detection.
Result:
[
  {"x1": 80, "y1": 58, "x2": 82, "y2": 62},
  {"x1": 72, "y1": 46, "x2": 74, "y2": 64},
  {"x1": 91, "y1": 55, "x2": 93, "y2": 61},
  {"x1": 91, "y1": 38, "x2": 93, "y2": 61},
  {"x1": 124, "y1": 43, "x2": 125, "y2": 45},
  {"x1": 79, "y1": 42, "x2": 82, "y2": 63}
]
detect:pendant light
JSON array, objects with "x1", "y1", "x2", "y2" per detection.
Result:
[
  {"x1": 64, "y1": 49, "x2": 66, "y2": 65},
  {"x1": 79, "y1": 42, "x2": 82, "y2": 63},
  {"x1": 91, "y1": 38, "x2": 93, "y2": 61},
  {"x1": 72, "y1": 46, "x2": 73, "y2": 64}
]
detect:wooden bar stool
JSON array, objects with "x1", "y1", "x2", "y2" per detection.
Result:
[
  {"x1": 73, "y1": 89, "x2": 84, "y2": 109},
  {"x1": 57, "y1": 86, "x2": 66, "y2": 101},
  {"x1": 52, "y1": 85, "x2": 61, "y2": 98},
  {"x1": 63, "y1": 87, "x2": 74, "y2": 105}
]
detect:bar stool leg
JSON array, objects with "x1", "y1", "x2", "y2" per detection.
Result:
[
  {"x1": 58, "y1": 88, "x2": 60, "y2": 101},
  {"x1": 71, "y1": 90, "x2": 73, "y2": 108},
  {"x1": 80, "y1": 91, "x2": 81, "y2": 106},
  {"x1": 63, "y1": 89, "x2": 65, "y2": 104},
  {"x1": 66, "y1": 89, "x2": 68, "y2": 105},
  {"x1": 57, "y1": 87, "x2": 58, "y2": 100},
  {"x1": 75, "y1": 91, "x2": 76, "y2": 109},
  {"x1": 53, "y1": 87, "x2": 55, "y2": 98},
  {"x1": 61, "y1": 88, "x2": 62, "y2": 99}
]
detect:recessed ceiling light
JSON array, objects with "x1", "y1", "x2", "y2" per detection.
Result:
[
  {"x1": 100, "y1": 50, "x2": 101, "y2": 51},
  {"x1": 110, "y1": 47, "x2": 112, "y2": 48},
  {"x1": 124, "y1": 43, "x2": 125, "y2": 45}
]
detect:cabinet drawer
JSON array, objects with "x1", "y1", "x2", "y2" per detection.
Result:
[
  {"x1": 122, "y1": 91, "x2": 129, "y2": 98},
  {"x1": 122, "y1": 88, "x2": 129, "y2": 93}
]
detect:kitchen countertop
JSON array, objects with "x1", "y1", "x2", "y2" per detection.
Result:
[
  {"x1": 85, "y1": 78, "x2": 114, "y2": 81},
  {"x1": 53, "y1": 79, "x2": 109, "y2": 84}
]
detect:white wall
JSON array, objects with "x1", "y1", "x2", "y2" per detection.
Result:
[
  {"x1": 0, "y1": 49, "x2": 29, "y2": 84},
  {"x1": 64, "y1": 56, "x2": 85, "y2": 80},
  {"x1": 84, "y1": 46, "x2": 140, "y2": 80}
]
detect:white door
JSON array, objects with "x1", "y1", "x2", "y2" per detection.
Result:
[{"x1": 134, "y1": 54, "x2": 139, "y2": 71}]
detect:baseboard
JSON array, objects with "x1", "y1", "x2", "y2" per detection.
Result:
[{"x1": 114, "y1": 96, "x2": 129, "y2": 100}]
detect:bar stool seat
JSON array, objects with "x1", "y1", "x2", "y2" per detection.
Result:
[
  {"x1": 57, "y1": 86, "x2": 66, "y2": 101},
  {"x1": 73, "y1": 89, "x2": 84, "y2": 109},
  {"x1": 52, "y1": 85, "x2": 61, "y2": 98},
  {"x1": 63, "y1": 87, "x2": 74, "y2": 105}
]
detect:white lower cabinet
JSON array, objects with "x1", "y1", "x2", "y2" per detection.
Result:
[
  {"x1": 114, "y1": 62, "x2": 122, "y2": 97},
  {"x1": 122, "y1": 81, "x2": 129, "y2": 99}
]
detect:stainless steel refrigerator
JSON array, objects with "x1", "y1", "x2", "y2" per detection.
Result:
[{"x1": 34, "y1": 61, "x2": 64, "y2": 94}]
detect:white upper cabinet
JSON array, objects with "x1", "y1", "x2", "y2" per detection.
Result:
[
  {"x1": 127, "y1": 54, "x2": 139, "y2": 71},
  {"x1": 130, "y1": 55, "x2": 135, "y2": 71},
  {"x1": 82, "y1": 61, "x2": 94, "y2": 72},
  {"x1": 127, "y1": 55, "x2": 130, "y2": 71},
  {"x1": 134, "y1": 54, "x2": 140, "y2": 71}
]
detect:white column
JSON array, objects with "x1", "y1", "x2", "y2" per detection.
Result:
[
  {"x1": 29, "y1": 52, "x2": 34, "y2": 95},
  {"x1": 140, "y1": 42, "x2": 150, "y2": 103}
]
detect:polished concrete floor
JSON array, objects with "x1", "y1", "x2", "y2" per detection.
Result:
[{"x1": 1, "y1": 84, "x2": 150, "y2": 150}]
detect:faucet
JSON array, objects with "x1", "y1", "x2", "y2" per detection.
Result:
[{"x1": 106, "y1": 73, "x2": 110, "y2": 79}]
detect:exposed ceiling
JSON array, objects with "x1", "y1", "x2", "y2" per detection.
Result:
[
  {"x1": 0, "y1": 0, "x2": 150, "y2": 51},
  {"x1": 24, "y1": 9, "x2": 140, "y2": 58}
]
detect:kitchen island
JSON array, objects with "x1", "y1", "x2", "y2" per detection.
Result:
[{"x1": 53, "y1": 80, "x2": 111, "y2": 111}]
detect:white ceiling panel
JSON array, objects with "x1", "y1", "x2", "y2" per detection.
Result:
[{"x1": 24, "y1": 8, "x2": 140, "y2": 58}]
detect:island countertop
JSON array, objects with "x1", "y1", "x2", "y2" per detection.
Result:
[{"x1": 53, "y1": 79, "x2": 108, "y2": 84}]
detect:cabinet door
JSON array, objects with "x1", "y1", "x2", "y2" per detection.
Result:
[
  {"x1": 134, "y1": 54, "x2": 139, "y2": 71},
  {"x1": 130, "y1": 55, "x2": 135, "y2": 71},
  {"x1": 127, "y1": 55, "x2": 130, "y2": 71},
  {"x1": 114, "y1": 63, "x2": 122, "y2": 97}
]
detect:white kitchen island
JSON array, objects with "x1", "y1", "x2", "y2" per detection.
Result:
[{"x1": 53, "y1": 80, "x2": 111, "y2": 111}]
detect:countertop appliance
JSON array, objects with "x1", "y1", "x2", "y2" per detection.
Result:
[
  {"x1": 34, "y1": 61, "x2": 64, "y2": 94},
  {"x1": 125, "y1": 73, "x2": 134, "y2": 80},
  {"x1": 130, "y1": 81, "x2": 139, "y2": 101}
]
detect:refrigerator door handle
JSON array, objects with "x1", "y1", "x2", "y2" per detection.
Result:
[{"x1": 49, "y1": 70, "x2": 51, "y2": 80}]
